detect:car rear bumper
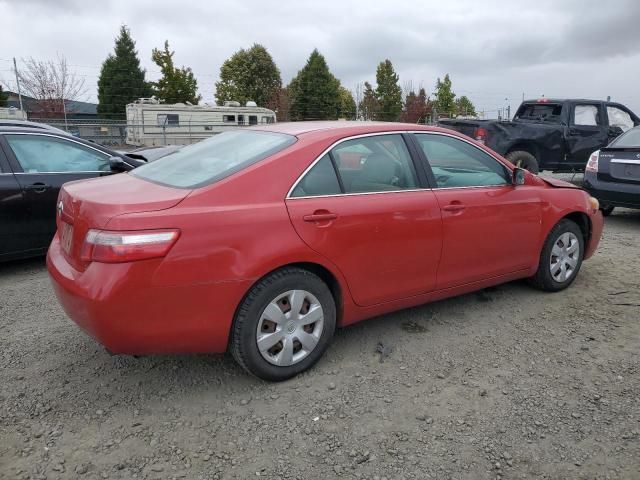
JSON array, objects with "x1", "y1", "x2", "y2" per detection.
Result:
[
  {"x1": 47, "y1": 234, "x2": 252, "y2": 355},
  {"x1": 583, "y1": 175, "x2": 640, "y2": 209}
]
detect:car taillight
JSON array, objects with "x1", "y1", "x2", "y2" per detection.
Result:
[
  {"x1": 80, "y1": 229, "x2": 180, "y2": 263},
  {"x1": 474, "y1": 127, "x2": 488, "y2": 144},
  {"x1": 586, "y1": 150, "x2": 599, "y2": 172}
]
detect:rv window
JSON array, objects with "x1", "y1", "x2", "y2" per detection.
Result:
[
  {"x1": 238, "y1": 115, "x2": 245, "y2": 125},
  {"x1": 249, "y1": 116, "x2": 258, "y2": 125},
  {"x1": 261, "y1": 116, "x2": 273, "y2": 124},
  {"x1": 223, "y1": 115, "x2": 236, "y2": 123},
  {"x1": 157, "y1": 114, "x2": 179, "y2": 126}
]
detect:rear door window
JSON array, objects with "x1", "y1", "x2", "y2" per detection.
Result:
[
  {"x1": 573, "y1": 105, "x2": 600, "y2": 126},
  {"x1": 131, "y1": 130, "x2": 296, "y2": 188},
  {"x1": 290, "y1": 154, "x2": 341, "y2": 197},
  {"x1": 331, "y1": 135, "x2": 417, "y2": 193}
]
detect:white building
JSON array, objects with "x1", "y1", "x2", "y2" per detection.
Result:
[
  {"x1": 0, "y1": 107, "x2": 28, "y2": 120},
  {"x1": 126, "y1": 98, "x2": 277, "y2": 147}
]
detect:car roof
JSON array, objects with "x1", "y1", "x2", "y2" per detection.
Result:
[
  {"x1": 246, "y1": 121, "x2": 445, "y2": 137},
  {"x1": 0, "y1": 120, "x2": 70, "y2": 135}
]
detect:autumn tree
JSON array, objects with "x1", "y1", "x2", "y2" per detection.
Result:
[
  {"x1": 215, "y1": 44, "x2": 282, "y2": 108},
  {"x1": 433, "y1": 74, "x2": 456, "y2": 117},
  {"x1": 15, "y1": 54, "x2": 86, "y2": 118},
  {"x1": 374, "y1": 59, "x2": 403, "y2": 121},
  {"x1": 288, "y1": 49, "x2": 341, "y2": 120},
  {"x1": 151, "y1": 40, "x2": 200, "y2": 104},
  {"x1": 98, "y1": 26, "x2": 151, "y2": 119},
  {"x1": 401, "y1": 88, "x2": 430, "y2": 123},
  {"x1": 455, "y1": 95, "x2": 477, "y2": 117}
]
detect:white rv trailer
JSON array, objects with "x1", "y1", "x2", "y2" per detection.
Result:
[
  {"x1": 125, "y1": 98, "x2": 277, "y2": 147},
  {"x1": 0, "y1": 107, "x2": 28, "y2": 120}
]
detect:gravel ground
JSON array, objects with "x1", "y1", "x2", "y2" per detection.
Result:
[{"x1": 1, "y1": 209, "x2": 639, "y2": 480}]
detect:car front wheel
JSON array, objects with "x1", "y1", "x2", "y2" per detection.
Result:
[
  {"x1": 230, "y1": 267, "x2": 336, "y2": 381},
  {"x1": 529, "y1": 219, "x2": 584, "y2": 292}
]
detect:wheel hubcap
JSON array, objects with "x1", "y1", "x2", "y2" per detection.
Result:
[
  {"x1": 256, "y1": 290, "x2": 324, "y2": 367},
  {"x1": 550, "y1": 232, "x2": 580, "y2": 283}
]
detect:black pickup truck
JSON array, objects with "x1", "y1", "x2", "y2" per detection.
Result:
[{"x1": 438, "y1": 99, "x2": 639, "y2": 173}]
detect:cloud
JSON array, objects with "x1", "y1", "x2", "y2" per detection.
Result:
[{"x1": 1, "y1": 0, "x2": 639, "y2": 115}]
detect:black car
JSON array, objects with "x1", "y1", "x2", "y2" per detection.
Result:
[
  {"x1": 583, "y1": 125, "x2": 640, "y2": 216},
  {"x1": 0, "y1": 126, "x2": 143, "y2": 262}
]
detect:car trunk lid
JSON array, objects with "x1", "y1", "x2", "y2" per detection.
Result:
[
  {"x1": 56, "y1": 173, "x2": 190, "y2": 270},
  {"x1": 597, "y1": 148, "x2": 640, "y2": 184}
]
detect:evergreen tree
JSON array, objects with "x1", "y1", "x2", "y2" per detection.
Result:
[
  {"x1": 0, "y1": 84, "x2": 8, "y2": 107},
  {"x1": 455, "y1": 95, "x2": 477, "y2": 117},
  {"x1": 358, "y1": 81, "x2": 378, "y2": 120},
  {"x1": 288, "y1": 49, "x2": 341, "y2": 120},
  {"x1": 97, "y1": 26, "x2": 151, "y2": 119},
  {"x1": 215, "y1": 44, "x2": 281, "y2": 107},
  {"x1": 434, "y1": 74, "x2": 456, "y2": 117},
  {"x1": 151, "y1": 40, "x2": 201, "y2": 104},
  {"x1": 374, "y1": 60, "x2": 403, "y2": 121},
  {"x1": 338, "y1": 86, "x2": 356, "y2": 119}
]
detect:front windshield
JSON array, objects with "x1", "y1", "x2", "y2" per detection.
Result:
[{"x1": 131, "y1": 130, "x2": 296, "y2": 188}]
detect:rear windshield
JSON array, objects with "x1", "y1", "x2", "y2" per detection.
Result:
[
  {"x1": 610, "y1": 127, "x2": 640, "y2": 148},
  {"x1": 515, "y1": 103, "x2": 563, "y2": 123},
  {"x1": 131, "y1": 130, "x2": 296, "y2": 188}
]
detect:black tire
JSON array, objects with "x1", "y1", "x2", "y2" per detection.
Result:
[
  {"x1": 600, "y1": 205, "x2": 615, "y2": 217},
  {"x1": 529, "y1": 219, "x2": 584, "y2": 292},
  {"x1": 506, "y1": 151, "x2": 540, "y2": 174},
  {"x1": 230, "y1": 267, "x2": 336, "y2": 381}
]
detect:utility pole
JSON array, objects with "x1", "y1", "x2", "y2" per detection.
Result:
[{"x1": 13, "y1": 57, "x2": 24, "y2": 113}]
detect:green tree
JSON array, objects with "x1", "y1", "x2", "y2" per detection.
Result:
[
  {"x1": 215, "y1": 44, "x2": 282, "y2": 108},
  {"x1": 151, "y1": 40, "x2": 201, "y2": 104},
  {"x1": 358, "y1": 81, "x2": 378, "y2": 120},
  {"x1": 288, "y1": 49, "x2": 341, "y2": 120},
  {"x1": 455, "y1": 95, "x2": 476, "y2": 117},
  {"x1": 0, "y1": 84, "x2": 8, "y2": 107},
  {"x1": 374, "y1": 59, "x2": 403, "y2": 121},
  {"x1": 338, "y1": 86, "x2": 356, "y2": 119},
  {"x1": 97, "y1": 26, "x2": 152, "y2": 119},
  {"x1": 433, "y1": 74, "x2": 456, "y2": 117}
]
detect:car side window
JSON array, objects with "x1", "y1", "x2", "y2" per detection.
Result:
[
  {"x1": 573, "y1": 105, "x2": 600, "y2": 126},
  {"x1": 290, "y1": 154, "x2": 341, "y2": 197},
  {"x1": 606, "y1": 106, "x2": 634, "y2": 132},
  {"x1": 331, "y1": 134, "x2": 417, "y2": 193},
  {"x1": 5, "y1": 135, "x2": 110, "y2": 173},
  {"x1": 415, "y1": 134, "x2": 508, "y2": 188}
]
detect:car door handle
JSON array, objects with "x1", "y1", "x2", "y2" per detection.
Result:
[
  {"x1": 24, "y1": 183, "x2": 51, "y2": 193},
  {"x1": 442, "y1": 203, "x2": 466, "y2": 212},
  {"x1": 303, "y1": 212, "x2": 338, "y2": 222}
]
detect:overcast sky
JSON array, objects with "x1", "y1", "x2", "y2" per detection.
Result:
[{"x1": 2, "y1": 0, "x2": 639, "y2": 118}]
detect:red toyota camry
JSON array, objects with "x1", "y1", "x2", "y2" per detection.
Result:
[{"x1": 48, "y1": 122, "x2": 603, "y2": 381}]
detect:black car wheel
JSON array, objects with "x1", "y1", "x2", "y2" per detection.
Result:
[
  {"x1": 506, "y1": 151, "x2": 540, "y2": 174},
  {"x1": 600, "y1": 205, "x2": 615, "y2": 216},
  {"x1": 230, "y1": 267, "x2": 336, "y2": 381}
]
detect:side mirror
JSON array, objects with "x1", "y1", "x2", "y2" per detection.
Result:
[
  {"x1": 108, "y1": 156, "x2": 127, "y2": 172},
  {"x1": 512, "y1": 167, "x2": 526, "y2": 186},
  {"x1": 608, "y1": 126, "x2": 624, "y2": 138}
]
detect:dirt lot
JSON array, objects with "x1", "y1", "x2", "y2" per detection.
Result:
[{"x1": 1, "y1": 210, "x2": 639, "y2": 480}]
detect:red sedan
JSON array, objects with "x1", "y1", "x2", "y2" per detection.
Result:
[{"x1": 47, "y1": 122, "x2": 604, "y2": 381}]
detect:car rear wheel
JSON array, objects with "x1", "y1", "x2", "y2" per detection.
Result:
[
  {"x1": 529, "y1": 219, "x2": 584, "y2": 292},
  {"x1": 506, "y1": 151, "x2": 540, "y2": 174},
  {"x1": 600, "y1": 205, "x2": 615, "y2": 216},
  {"x1": 230, "y1": 267, "x2": 336, "y2": 381}
]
